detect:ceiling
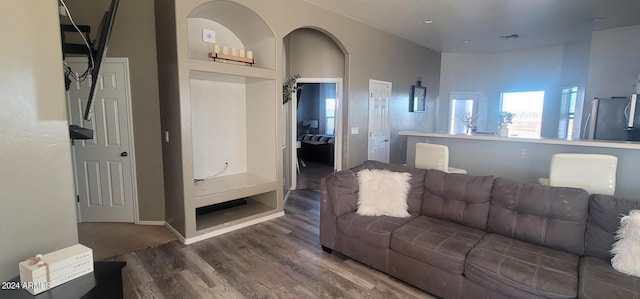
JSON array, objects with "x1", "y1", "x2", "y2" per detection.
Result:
[{"x1": 303, "y1": 0, "x2": 640, "y2": 53}]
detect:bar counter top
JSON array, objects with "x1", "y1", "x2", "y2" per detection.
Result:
[
  {"x1": 399, "y1": 131, "x2": 640, "y2": 150},
  {"x1": 401, "y1": 131, "x2": 640, "y2": 199}
]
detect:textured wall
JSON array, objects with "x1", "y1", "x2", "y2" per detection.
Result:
[{"x1": 0, "y1": 1, "x2": 78, "y2": 280}]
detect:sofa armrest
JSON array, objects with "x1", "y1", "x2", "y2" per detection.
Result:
[
  {"x1": 323, "y1": 170, "x2": 359, "y2": 216},
  {"x1": 320, "y1": 170, "x2": 359, "y2": 249}
]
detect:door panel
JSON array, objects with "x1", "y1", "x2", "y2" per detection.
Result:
[
  {"x1": 67, "y1": 58, "x2": 135, "y2": 222},
  {"x1": 368, "y1": 80, "x2": 392, "y2": 162}
]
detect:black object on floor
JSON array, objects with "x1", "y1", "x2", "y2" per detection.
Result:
[{"x1": 196, "y1": 198, "x2": 248, "y2": 215}]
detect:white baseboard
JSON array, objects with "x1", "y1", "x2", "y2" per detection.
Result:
[
  {"x1": 183, "y1": 211, "x2": 285, "y2": 245},
  {"x1": 164, "y1": 222, "x2": 186, "y2": 244},
  {"x1": 136, "y1": 221, "x2": 166, "y2": 226}
]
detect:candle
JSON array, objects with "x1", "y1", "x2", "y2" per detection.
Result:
[
  {"x1": 246, "y1": 50, "x2": 253, "y2": 59},
  {"x1": 231, "y1": 48, "x2": 238, "y2": 56},
  {"x1": 213, "y1": 44, "x2": 221, "y2": 54},
  {"x1": 222, "y1": 46, "x2": 229, "y2": 55},
  {"x1": 239, "y1": 49, "x2": 246, "y2": 58}
]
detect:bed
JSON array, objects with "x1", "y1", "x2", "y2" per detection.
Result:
[{"x1": 298, "y1": 134, "x2": 335, "y2": 165}]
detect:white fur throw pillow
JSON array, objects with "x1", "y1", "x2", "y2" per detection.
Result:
[
  {"x1": 611, "y1": 210, "x2": 640, "y2": 277},
  {"x1": 356, "y1": 169, "x2": 411, "y2": 218}
]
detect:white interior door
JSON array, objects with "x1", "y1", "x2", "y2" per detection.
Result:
[
  {"x1": 368, "y1": 80, "x2": 392, "y2": 162},
  {"x1": 66, "y1": 57, "x2": 136, "y2": 223}
]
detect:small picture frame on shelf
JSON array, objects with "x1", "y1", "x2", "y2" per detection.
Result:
[{"x1": 410, "y1": 79, "x2": 426, "y2": 112}]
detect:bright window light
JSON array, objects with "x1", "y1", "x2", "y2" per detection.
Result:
[
  {"x1": 501, "y1": 91, "x2": 545, "y2": 137},
  {"x1": 325, "y1": 98, "x2": 336, "y2": 135}
]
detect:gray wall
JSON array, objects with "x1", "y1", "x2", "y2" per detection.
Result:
[
  {"x1": 297, "y1": 83, "x2": 321, "y2": 136},
  {"x1": 0, "y1": 1, "x2": 79, "y2": 280},
  {"x1": 439, "y1": 45, "x2": 566, "y2": 137},
  {"x1": 63, "y1": 0, "x2": 165, "y2": 221}
]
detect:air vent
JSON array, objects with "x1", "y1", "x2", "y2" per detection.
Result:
[{"x1": 499, "y1": 33, "x2": 520, "y2": 40}]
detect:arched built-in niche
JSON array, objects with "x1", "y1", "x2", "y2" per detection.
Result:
[
  {"x1": 157, "y1": 0, "x2": 282, "y2": 243},
  {"x1": 187, "y1": 0, "x2": 275, "y2": 70}
]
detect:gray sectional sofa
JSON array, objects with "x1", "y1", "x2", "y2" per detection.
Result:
[{"x1": 319, "y1": 160, "x2": 640, "y2": 299}]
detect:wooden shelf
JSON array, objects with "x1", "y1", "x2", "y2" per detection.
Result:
[
  {"x1": 208, "y1": 52, "x2": 255, "y2": 64},
  {"x1": 189, "y1": 59, "x2": 275, "y2": 80},
  {"x1": 193, "y1": 172, "x2": 277, "y2": 208}
]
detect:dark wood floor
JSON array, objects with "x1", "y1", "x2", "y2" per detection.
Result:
[{"x1": 110, "y1": 190, "x2": 435, "y2": 299}]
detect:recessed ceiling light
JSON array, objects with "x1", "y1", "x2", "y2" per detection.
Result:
[
  {"x1": 591, "y1": 17, "x2": 604, "y2": 22},
  {"x1": 463, "y1": 40, "x2": 470, "y2": 44},
  {"x1": 423, "y1": 19, "x2": 434, "y2": 24}
]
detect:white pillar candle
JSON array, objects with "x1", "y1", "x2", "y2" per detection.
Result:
[
  {"x1": 239, "y1": 49, "x2": 246, "y2": 58},
  {"x1": 213, "y1": 44, "x2": 221, "y2": 54},
  {"x1": 231, "y1": 48, "x2": 238, "y2": 56},
  {"x1": 246, "y1": 50, "x2": 253, "y2": 59},
  {"x1": 222, "y1": 46, "x2": 229, "y2": 55}
]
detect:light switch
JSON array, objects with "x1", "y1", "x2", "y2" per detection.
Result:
[
  {"x1": 164, "y1": 131, "x2": 170, "y2": 143},
  {"x1": 351, "y1": 127, "x2": 359, "y2": 134}
]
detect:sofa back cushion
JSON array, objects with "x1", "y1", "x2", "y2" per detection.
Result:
[
  {"x1": 488, "y1": 178, "x2": 589, "y2": 255},
  {"x1": 356, "y1": 160, "x2": 427, "y2": 215},
  {"x1": 585, "y1": 194, "x2": 640, "y2": 261},
  {"x1": 421, "y1": 170, "x2": 494, "y2": 230}
]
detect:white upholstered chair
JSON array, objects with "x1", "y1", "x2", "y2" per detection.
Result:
[
  {"x1": 537, "y1": 153, "x2": 617, "y2": 195},
  {"x1": 415, "y1": 143, "x2": 467, "y2": 174}
]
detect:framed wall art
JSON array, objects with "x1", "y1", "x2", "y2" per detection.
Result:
[{"x1": 409, "y1": 78, "x2": 426, "y2": 112}]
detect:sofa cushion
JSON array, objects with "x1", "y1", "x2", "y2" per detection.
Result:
[
  {"x1": 390, "y1": 215, "x2": 485, "y2": 275},
  {"x1": 466, "y1": 233, "x2": 579, "y2": 299},
  {"x1": 421, "y1": 170, "x2": 494, "y2": 230},
  {"x1": 585, "y1": 194, "x2": 640, "y2": 261},
  {"x1": 488, "y1": 178, "x2": 589, "y2": 255},
  {"x1": 357, "y1": 160, "x2": 427, "y2": 215},
  {"x1": 337, "y1": 212, "x2": 413, "y2": 248},
  {"x1": 579, "y1": 256, "x2": 640, "y2": 299}
]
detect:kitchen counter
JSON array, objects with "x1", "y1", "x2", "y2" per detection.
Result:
[
  {"x1": 401, "y1": 131, "x2": 640, "y2": 199},
  {"x1": 399, "y1": 131, "x2": 640, "y2": 149}
]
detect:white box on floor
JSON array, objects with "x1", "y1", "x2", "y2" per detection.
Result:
[{"x1": 19, "y1": 244, "x2": 94, "y2": 295}]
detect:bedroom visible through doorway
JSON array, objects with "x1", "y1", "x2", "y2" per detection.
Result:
[{"x1": 292, "y1": 79, "x2": 342, "y2": 190}]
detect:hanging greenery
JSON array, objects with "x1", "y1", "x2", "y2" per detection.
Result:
[{"x1": 283, "y1": 74, "x2": 302, "y2": 104}]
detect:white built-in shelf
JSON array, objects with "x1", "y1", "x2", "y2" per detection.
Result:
[
  {"x1": 189, "y1": 58, "x2": 275, "y2": 80},
  {"x1": 193, "y1": 172, "x2": 277, "y2": 208},
  {"x1": 195, "y1": 197, "x2": 276, "y2": 232}
]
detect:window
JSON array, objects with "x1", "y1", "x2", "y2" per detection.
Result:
[
  {"x1": 558, "y1": 87, "x2": 578, "y2": 139},
  {"x1": 501, "y1": 91, "x2": 545, "y2": 137},
  {"x1": 325, "y1": 98, "x2": 336, "y2": 135}
]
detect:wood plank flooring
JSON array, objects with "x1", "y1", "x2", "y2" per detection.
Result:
[{"x1": 109, "y1": 190, "x2": 436, "y2": 299}]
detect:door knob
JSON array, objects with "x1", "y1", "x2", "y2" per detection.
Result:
[{"x1": 120, "y1": 152, "x2": 128, "y2": 157}]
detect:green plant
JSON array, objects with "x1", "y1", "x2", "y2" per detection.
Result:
[
  {"x1": 499, "y1": 111, "x2": 515, "y2": 125},
  {"x1": 283, "y1": 74, "x2": 302, "y2": 104}
]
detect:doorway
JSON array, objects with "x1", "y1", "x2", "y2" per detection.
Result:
[
  {"x1": 291, "y1": 78, "x2": 343, "y2": 190},
  {"x1": 449, "y1": 92, "x2": 480, "y2": 134},
  {"x1": 66, "y1": 57, "x2": 138, "y2": 223},
  {"x1": 368, "y1": 79, "x2": 392, "y2": 162}
]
